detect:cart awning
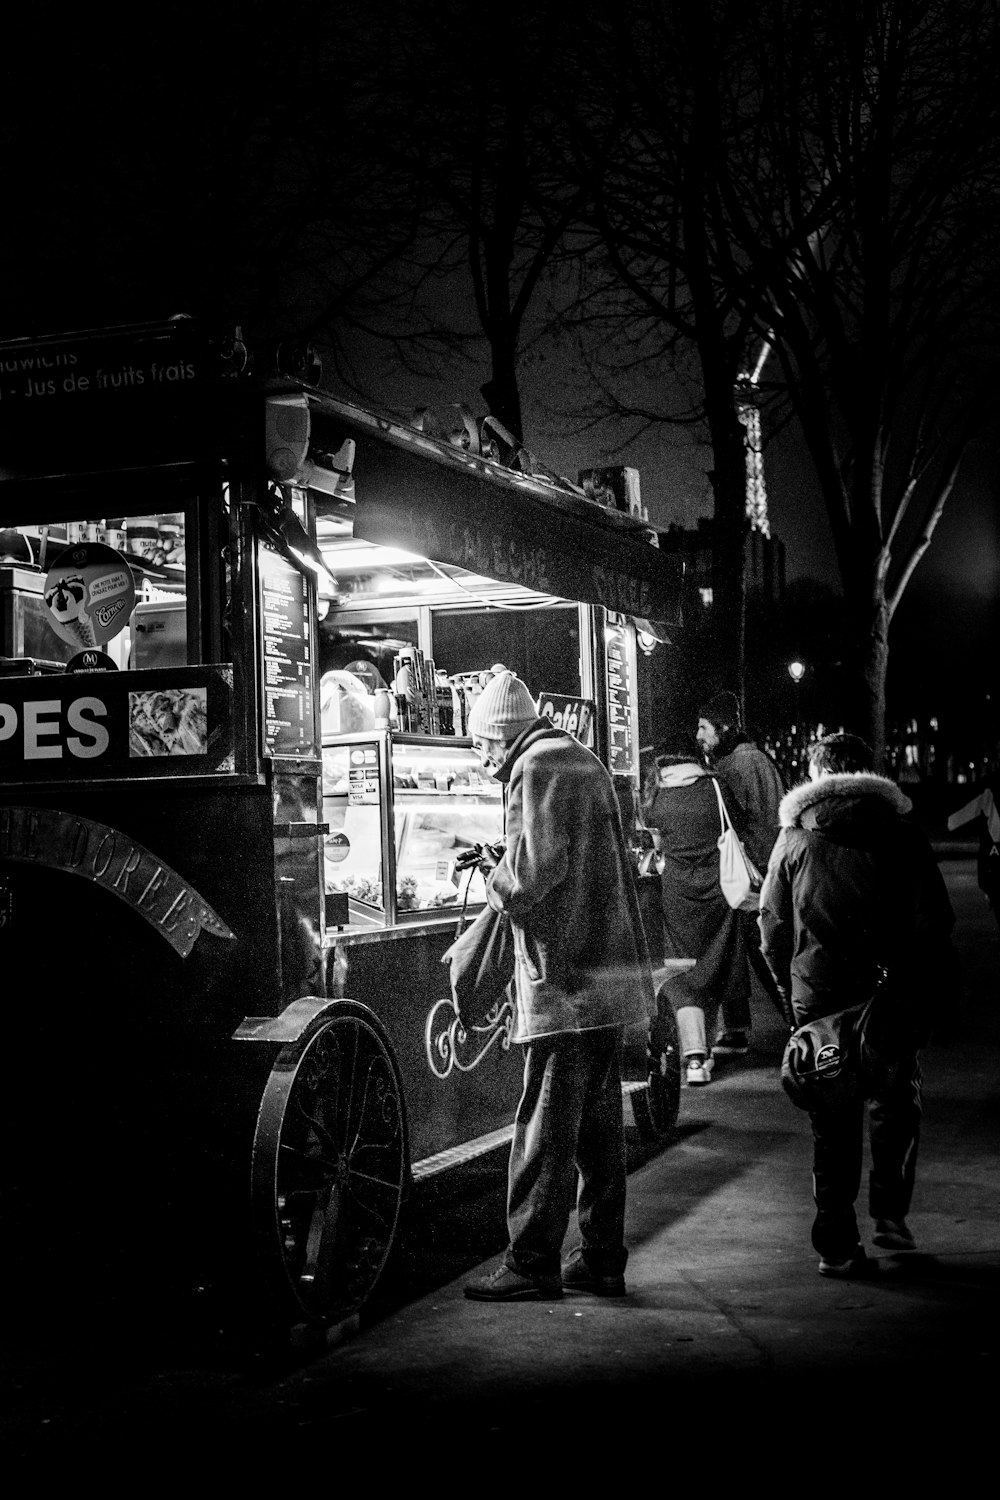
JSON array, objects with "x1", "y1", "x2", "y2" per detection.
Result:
[{"x1": 348, "y1": 427, "x2": 683, "y2": 624}]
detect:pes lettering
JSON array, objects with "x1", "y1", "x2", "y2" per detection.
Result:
[{"x1": 0, "y1": 696, "x2": 110, "y2": 760}]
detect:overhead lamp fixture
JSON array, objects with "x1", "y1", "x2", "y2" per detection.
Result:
[
  {"x1": 275, "y1": 503, "x2": 338, "y2": 585},
  {"x1": 319, "y1": 542, "x2": 424, "y2": 574},
  {"x1": 634, "y1": 617, "x2": 672, "y2": 650},
  {"x1": 259, "y1": 498, "x2": 339, "y2": 590}
]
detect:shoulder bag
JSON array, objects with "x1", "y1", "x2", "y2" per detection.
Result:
[
  {"x1": 440, "y1": 866, "x2": 515, "y2": 1029},
  {"x1": 781, "y1": 966, "x2": 900, "y2": 1111},
  {"x1": 711, "y1": 778, "x2": 764, "y2": 911}
]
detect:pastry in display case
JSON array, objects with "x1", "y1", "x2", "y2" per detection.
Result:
[{"x1": 322, "y1": 730, "x2": 504, "y2": 926}]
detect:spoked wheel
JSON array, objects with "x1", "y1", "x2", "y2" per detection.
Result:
[
  {"x1": 251, "y1": 1002, "x2": 408, "y2": 1329},
  {"x1": 632, "y1": 993, "x2": 682, "y2": 1141}
]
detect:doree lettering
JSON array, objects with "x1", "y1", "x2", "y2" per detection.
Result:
[
  {"x1": 0, "y1": 806, "x2": 234, "y2": 956},
  {"x1": 1, "y1": 807, "x2": 180, "y2": 925},
  {"x1": 0, "y1": 696, "x2": 109, "y2": 760}
]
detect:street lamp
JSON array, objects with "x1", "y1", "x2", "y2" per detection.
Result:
[{"x1": 788, "y1": 660, "x2": 806, "y2": 683}]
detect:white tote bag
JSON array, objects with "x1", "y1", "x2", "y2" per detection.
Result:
[{"x1": 711, "y1": 779, "x2": 764, "y2": 911}]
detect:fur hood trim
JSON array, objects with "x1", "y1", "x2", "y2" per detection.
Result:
[{"x1": 779, "y1": 772, "x2": 912, "y2": 828}]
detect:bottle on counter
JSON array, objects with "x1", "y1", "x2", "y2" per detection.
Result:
[
  {"x1": 373, "y1": 689, "x2": 392, "y2": 728},
  {"x1": 465, "y1": 674, "x2": 483, "y2": 727},
  {"x1": 393, "y1": 653, "x2": 413, "y2": 732},
  {"x1": 436, "y1": 671, "x2": 455, "y2": 734},
  {"x1": 409, "y1": 650, "x2": 425, "y2": 734},
  {"x1": 450, "y1": 679, "x2": 466, "y2": 736},
  {"x1": 426, "y1": 658, "x2": 441, "y2": 734}
]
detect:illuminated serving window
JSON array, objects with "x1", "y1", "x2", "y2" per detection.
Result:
[{"x1": 322, "y1": 731, "x2": 504, "y2": 924}]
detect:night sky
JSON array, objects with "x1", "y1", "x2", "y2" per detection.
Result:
[
  {"x1": 1, "y1": 5, "x2": 997, "y2": 748},
  {"x1": 338, "y1": 332, "x2": 998, "y2": 738}
]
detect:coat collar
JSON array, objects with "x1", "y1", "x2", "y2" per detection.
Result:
[
  {"x1": 493, "y1": 718, "x2": 569, "y2": 783},
  {"x1": 779, "y1": 772, "x2": 912, "y2": 828}
]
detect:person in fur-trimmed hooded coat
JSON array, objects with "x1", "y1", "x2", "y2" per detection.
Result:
[{"x1": 758, "y1": 733, "x2": 955, "y2": 1277}]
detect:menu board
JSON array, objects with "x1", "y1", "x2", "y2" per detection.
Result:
[
  {"x1": 259, "y1": 542, "x2": 316, "y2": 758},
  {"x1": 604, "y1": 618, "x2": 637, "y2": 778}
]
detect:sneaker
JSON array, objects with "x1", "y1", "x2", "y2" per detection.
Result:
[
  {"x1": 873, "y1": 1218, "x2": 916, "y2": 1251},
  {"x1": 712, "y1": 1030, "x2": 750, "y2": 1056},
  {"x1": 817, "y1": 1247, "x2": 877, "y2": 1279},
  {"x1": 685, "y1": 1054, "x2": 714, "y2": 1086},
  {"x1": 464, "y1": 1263, "x2": 563, "y2": 1302},
  {"x1": 561, "y1": 1255, "x2": 627, "y2": 1298}
]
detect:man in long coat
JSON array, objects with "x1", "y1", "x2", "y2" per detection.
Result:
[{"x1": 461, "y1": 672, "x2": 654, "y2": 1302}]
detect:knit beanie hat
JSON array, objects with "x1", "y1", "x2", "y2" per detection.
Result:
[
  {"x1": 698, "y1": 689, "x2": 742, "y2": 729},
  {"x1": 467, "y1": 671, "x2": 540, "y2": 739}
]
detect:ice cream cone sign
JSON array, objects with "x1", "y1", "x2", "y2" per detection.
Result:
[{"x1": 44, "y1": 542, "x2": 136, "y2": 651}]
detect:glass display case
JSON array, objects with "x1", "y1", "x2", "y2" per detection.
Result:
[{"x1": 322, "y1": 730, "x2": 504, "y2": 926}]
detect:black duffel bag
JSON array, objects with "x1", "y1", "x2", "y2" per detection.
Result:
[{"x1": 781, "y1": 966, "x2": 899, "y2": 1112}]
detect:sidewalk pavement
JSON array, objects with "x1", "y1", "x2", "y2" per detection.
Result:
[{"x1": 5, "y1": 859, "x2": 998, "y2": 1472}]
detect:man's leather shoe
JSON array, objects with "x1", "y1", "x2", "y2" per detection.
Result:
[
  {"x1": 464, "y1": 1263, "x2": 563, "y2": 1301},
  {"x1": 561, "y1": 1255, "x2": 627, "y2": 1297}
]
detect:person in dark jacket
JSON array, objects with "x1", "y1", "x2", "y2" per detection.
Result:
[
  {"x1": 462, "y1": 672, "x2": 654, "y2": 1303},
  {"x1": 696, "y1": 690, "x2": 788, "y2": 1053},
  {"x1": 759, "y1": 733, "x2": 955, "y2": 1278},
  {"x1": 642, "y1": 734, "x2": 749, "y2": 1086}
]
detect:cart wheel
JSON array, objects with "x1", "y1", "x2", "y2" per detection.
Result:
[
  {"x1": 251, "y1": 1002, "x2": 408, "y2": 1328},
  {"x1": 633, "y1": 997, "x2": 681, "y2": 1141}
]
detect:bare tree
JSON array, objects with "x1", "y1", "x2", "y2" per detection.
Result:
[
  {"x1": 556, "y1": 0, "x2": 1000, "y2": 758},
  {"x1": 740, "y1": 0, "x2": 1000, "y2": 760},
  {"x1": 287, "y1": 0, "x2": 596, "y2": 444}
]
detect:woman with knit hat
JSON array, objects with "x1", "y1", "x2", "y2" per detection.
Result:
[{"x1": 460, "y1": 671, "x2": 655, "y2": 1302}]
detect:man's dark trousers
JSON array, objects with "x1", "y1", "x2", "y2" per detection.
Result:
[
  {"x1": 504, "y1": 1027, "x2": 627, "y2": 1279},
  {"x1": 808, "y1": 1053, "x2": 923, "y2": 1260}
]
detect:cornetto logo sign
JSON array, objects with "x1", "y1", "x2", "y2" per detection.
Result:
[{"x1": 95, "y1": 596, "x2": 130, "y2": 632}]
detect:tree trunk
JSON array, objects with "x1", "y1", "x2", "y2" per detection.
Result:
[
  {"x1": 480, "y1": 342, "x2": 524, "y2": 444},
  {"x1": 841, "y1": 565, "x2": 890, "y2": 771}
]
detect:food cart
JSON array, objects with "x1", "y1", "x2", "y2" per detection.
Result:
[{"x1": 0, "y1": 317, "x2": 684, "y2": 1336}]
